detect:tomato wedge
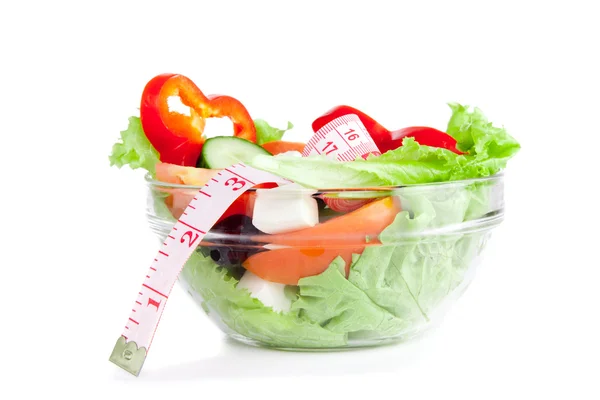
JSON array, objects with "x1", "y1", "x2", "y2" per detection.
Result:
[
  {"x1": 253, "y1": 196, "x2": 401, "y2": 247},
  {"x1": 261, "y1": 140, "x2": 305, "y2": 155},
  {"x1": 155, "y1": 162, "x2": 219, "y2": 186},
  {"x1": 243, "y1": 196, "x2": 401, "y2": 284},
  {"x1": 154, "y1": 163, "x2": 256, "y2": 223},
  {"x1": 243, "y1": 247, "x2": 362, "y2": 285}
]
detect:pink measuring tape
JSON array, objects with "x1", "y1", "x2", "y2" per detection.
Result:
[
  {"x1": 302, "y1": 113, "x2": 381, "y2": 159},
  {"x1": 110, "y1": 115, "x2": 380, "y2": 376}
]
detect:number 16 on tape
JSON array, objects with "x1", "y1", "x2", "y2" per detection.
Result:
[
  {"x1": 109, "y1": 163, "x2": 288, "y2": 376},
  {"x1": 302, "y1": 113, "x2": 381, "y2": 160}
]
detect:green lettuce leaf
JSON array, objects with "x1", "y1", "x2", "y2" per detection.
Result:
[
  {"x1": 254, "y1": 119, "x2": 294, "y2": 145},
  {"x1": 247, "y1": 153, "x2": 388, "y2": 188},
  {"x1": 174, "y1": 182, "x2": 492, "y2": 345},
  {"x1": 247, "y1": 104, "x2": 520, "y2": 188},
  {"x1": 291, "y1": 257, "x2": 405, "y2": 335},
  {"x1": 109, "y1": 116, "x2": 160, "y2": 175},
  {"x1": 180, "y1": 250, "x2": 347, "y2": 348},
  {"x1": 446, "y1": 103, "x2": 520, "y2": 157},
  {"x1": 347, "y1": 185, "x2": 491, "y2": 333},
  {"x1": 137, "y1": 103, "x2": 510, "y2": 346}
]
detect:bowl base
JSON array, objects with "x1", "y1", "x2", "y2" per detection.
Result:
[{"x1": 226, "y1": 327, "x2": 433, "y2": 352}]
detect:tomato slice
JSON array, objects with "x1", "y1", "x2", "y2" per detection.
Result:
[
  {"x1": 155, "y1": 162, "x2": 219, "y2": 186},
  {"x1": 243, "y1": 247, "x2": 362, "y2": 285},
  {"x1": 261, "y1": 140, "x2": 306, "y2": 155},
  {"x1": 255, "y1": 196, "x2": 401, "y2": 247},
  {"x1": 321, "y1": 196, "x2": 374, "y2": 213},
  {"x1": 154, "y1": 163, "x2": 256, "y2": 223}
]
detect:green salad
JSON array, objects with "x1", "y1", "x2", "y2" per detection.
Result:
[{"x1": 110, "y1": 73, "x2": 519, "y2": 347}]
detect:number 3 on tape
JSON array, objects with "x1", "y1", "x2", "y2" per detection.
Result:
[{"x1": 109, "y1": 163, "x2": 288, "y2": 376}]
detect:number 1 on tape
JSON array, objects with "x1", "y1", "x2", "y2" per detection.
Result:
[
  {"x1": 109, "y1": 163, "x2": 288, "y2": 376},
  {"x1": 110, "y1": 114, "x2": 381, "y2": 376}
]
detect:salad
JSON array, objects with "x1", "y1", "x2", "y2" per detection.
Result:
[{"x1": 110, "y1": 73, "x2": 520, "y2": 347}]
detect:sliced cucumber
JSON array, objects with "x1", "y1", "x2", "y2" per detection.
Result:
[{"x1": 197, "y1": 136, "x2": 271, "y2": 169}]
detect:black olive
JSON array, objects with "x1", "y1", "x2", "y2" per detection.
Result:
[{"x1": 196, "y1": 215, "x2": 265, "y2": 273}]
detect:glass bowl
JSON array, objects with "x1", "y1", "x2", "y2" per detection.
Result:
[{"x1": 145, "y1": 173, "x2": 505, "y2": 349}]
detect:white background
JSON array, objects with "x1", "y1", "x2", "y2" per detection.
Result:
[{"x1": 2, "y1": 0, "x2": 599, "y2": 398}]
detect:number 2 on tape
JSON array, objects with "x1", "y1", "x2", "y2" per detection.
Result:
[{"x1": 109, "y1": 163, "x2": 288, "y2": 376}]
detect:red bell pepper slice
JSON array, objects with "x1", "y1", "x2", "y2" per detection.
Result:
[
  {"x1": 312, "y1": 105, "x2": 462, "y2": 155},
  {"x1": 378, "y1": 126, "x2": 462, "y2": 154},
  {"x1": 312, "y1": 105, "x2": 388, "y2": 140},
  {"x1": 140, "y1": 73, "x2": 256, "y2": 166}
]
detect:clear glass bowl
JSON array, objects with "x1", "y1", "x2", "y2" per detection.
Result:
[{"x1": 145, "y1": 173, "x2": 504, "y2": 349}]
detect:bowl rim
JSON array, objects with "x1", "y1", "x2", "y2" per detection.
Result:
[{"x1": 144, "y1": 171, "x2": 504, "y2": 193}]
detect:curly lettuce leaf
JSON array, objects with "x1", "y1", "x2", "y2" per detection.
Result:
[
  {"x1": 109, "y1": 116, "x2": 160, "y2": 175},
  {"x1": 247, "y1": 104, "x2": 520, "y2": 188},
  {"x1": 291, "y1": 257, "x2": 405, "y2": 335},
  {"x1": 174, "y1": 183, "x2": 491, "y2": 344},
  {"x1": 247, "y1": 153, "x2": 388, "y2": 188},
  {"x1": 144, "y1": 104, "x2": 509, "y2": 345},
  {"x1": 254, "y1": 119, "x2": 294, "y2": 145},
  {"x1": 347, "y1": 185, "x2": 491, "y2": 331},
  {"x1": 247, "y1": 139, "x2": 465, "y2": 188},
  {"x1": 446, "y1": 103, "x2": 520, "y2": 158},
  {"x1": 180, "y1": 250, "x2": 346, "y2": 348},
  {"x1": 348, "y1": 196, "x2": 440, "y2": 325}
]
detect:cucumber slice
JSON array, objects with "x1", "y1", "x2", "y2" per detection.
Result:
[{"x1": 197, "y1": 136, "x2": 271, "y2": 169}]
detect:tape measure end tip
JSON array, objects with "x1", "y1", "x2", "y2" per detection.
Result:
[{"x1": 109, "y1": 336, "x2": 147, "y2": 377}]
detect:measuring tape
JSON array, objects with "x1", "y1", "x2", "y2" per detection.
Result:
[
  {"x1": 110, "y1": 114, "x2": 381, "y2": 376},
  {"x1": 109, "y1": 163, "x2": 289, "y2": 375},
  {"x1": 302, "y1": 113, "x2": 381, "y2": 159}
]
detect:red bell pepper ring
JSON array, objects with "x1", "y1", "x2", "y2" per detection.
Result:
[
  {"x1": 140, "y1": 73, "x2": 257, "y2": 166},
  {"x1": 380, "y1": 126, "x2": 462, "y2": 154},
  {"x1": 312, "y1": 105, "x2": 462, "y2": 155},
  {"x1": 312, "y1": 105, "x2": 389, "y2": 141}
]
